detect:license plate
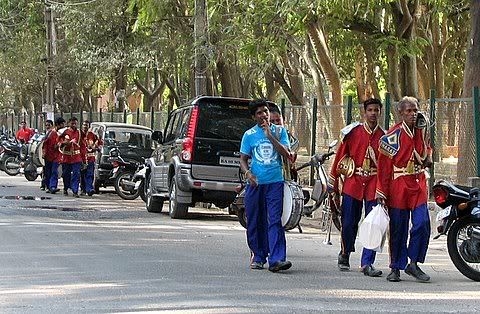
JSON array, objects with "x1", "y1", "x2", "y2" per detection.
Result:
[
  {"x1": 219, "y1": 156, "x2": 240, "y2": 166},
  {"x1": 436, "y1": 206, "x2": 451, "y2": 221}
]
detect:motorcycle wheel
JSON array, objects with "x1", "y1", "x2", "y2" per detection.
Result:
[
  {"x1": 138, "y1": 180, "x2": 147, "y2": 203},
  {"x1": 4, "y1": 156, "x2": 20, "y2": 176},
  {"x1": 24, "y1": 171, "x2": 38, "y2": 181},
  {"x1": 447, "y1": 216, "x2": 480, "y2": 281},
  {"x1": 114, "y1": 171, "x2": 140, "y2": 200},
  {"x1": 237, "y1": 208, "x2": 247, "y2": 229}
]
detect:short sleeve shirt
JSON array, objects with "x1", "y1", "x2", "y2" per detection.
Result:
[{"x1": 240, "y1": 124, "x2": 290, "y2": 185}]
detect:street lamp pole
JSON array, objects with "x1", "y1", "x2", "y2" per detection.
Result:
[
  {"x1": 194, "y1": 0, "x2": 208, "y2": 96},
  {"x1": 44, "y1": 1, "x2": 55, "y2": 119}
]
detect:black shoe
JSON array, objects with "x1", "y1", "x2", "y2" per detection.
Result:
[
  {"x1": 73, "y1": 193, "x2": 79, "y2": 198},
  {"x1": 386, "y1": 269, "x2": 401, "y2": 282},
  {"x1": 52, "y1": 188, "x2": 60, "y2": 193},
  {"x1": 338, "y1": 253, "x2": 350, "y2": 271},
  {"x1": 405, "y1": 263, "x2": 430, "y2": 282},
  {"x1": 268, "y1": 261, "x2": 292, "y2": 272},
  {"x1": 45, "y1": 190, "x2": 51, "y2": 194},
  {"x1": 87, "y1": 191, "x2": 94, "y2": 196},
  {"x1": 40, "y1": 186, "x2": 46, "y2": 191},
  {"x1": 63, "y1": 190, "x2": 68, "y2": 196},
  {"x1": 362, "y1": 265, "x2": 383, "y2": 277},
  {"x1": 80, "y1": 191, "x2": 86, "y2": 196},
  {"x1": 250, "y1": 262, "x2": 264, "y2": 270}
]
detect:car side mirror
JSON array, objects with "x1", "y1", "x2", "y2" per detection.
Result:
[{"x1": 152, "y1": 130, "x2": 163, "y2": 143}]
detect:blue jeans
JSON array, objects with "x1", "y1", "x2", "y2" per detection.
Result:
[
  {"x1": 244, "y1": 182, "x2": 286, "y2": 266},
  {"x1": 43, "y1": 161, "x2": 52, "y2": 189},
  {"x1": 389, "y1": 204, "x2": 430, "y2": 270},
  {"x1": 48, "y1": 161, "x2": 59, "y2": 191},
  {"x1": 62, "y1": 162, "x2": 82, "y2": 194},
  {"x1": 84, "y1": 161, "x2": 95, "y2": 193},
  {"x1": 340, "y1": 194, "x2": 377, "y2": 267}
]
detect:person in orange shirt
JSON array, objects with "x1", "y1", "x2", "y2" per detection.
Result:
[{"x1": 16, "y1": 121, "x2": 35, "y2": 143}]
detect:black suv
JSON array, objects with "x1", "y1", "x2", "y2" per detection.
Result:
[{"x1": 145, "y1": 96, "x2": 256, "y2": 218}]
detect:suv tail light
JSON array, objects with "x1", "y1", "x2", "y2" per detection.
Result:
[
  {"x1": 433, "y1": 186, "x2": 449, "y2": 205},
  {"x1": 181, "y1": 106, "x2": 199, "y2": 162}
]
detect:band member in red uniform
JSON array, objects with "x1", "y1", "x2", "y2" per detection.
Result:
[
  {"x1": 328, "y1": 98, "x2": 384, "y2": 276},
  {"x1": 58, "y1": 117, "x2": 84, "y2": 197},
  {"x1": 376, "y1": 96, "x2": 432, "y2": 283},
  {"x1": 41, "y1": 120, "x2": 54, "y2": 191},
  {"x1": 44, "y1": 117, "x2": 65, "y2": 194},
  {"x1": 16, "y1": 121, "x2": 35, "y2": 143},
  {"x1": 80, "y1": 120, "x2": 101, "y2": 196}
]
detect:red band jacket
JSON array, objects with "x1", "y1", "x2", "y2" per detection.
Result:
[
  {"x1": 329, "y1": 123, "x2": 384, "y2": 201},
  {"x1": 82, "y1": 131, "x2": 101, "y2": 163},
  {"x1": 42, "y1": 129, "x2": 61, "y2": 163},
  {"x1": 376, "y1": 121, "x2": 432, "y2": 210},
  {"x1": 58, "y1": 128, "x2": 84, "y2": 164}
]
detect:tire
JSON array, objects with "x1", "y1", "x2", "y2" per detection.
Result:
[
  {"x1": 114, "y1": 171, "x2": 140, "y2": 200},
  {"x1": 237, "y1": 208, "x2": 247, "y2": 229},
  {"x1": 139, "y1": 180, "x2": 147, "y2": 203},
  {"x1": 168, "y1": 177, "x2": 189, "y2": 219},
  {"x1": 24, "y1": 171, "x2": 38, "y2": 181},
  {"x1": 4, "y1": 156, "x2": 20, "y2": 176},
  {"x1": 447, "y1": 216, "x2": 480, "y2": 281},
  {"x1": 145, "y1": 174, "x2": 164, "y2": 213},
  {"x1": 94, "y1": 178, "x2": 101, "y2": 194}
]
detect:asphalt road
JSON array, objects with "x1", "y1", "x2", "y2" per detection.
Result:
[{"x1": 0, "y1": 173, "x2": 479, "y2": 313}]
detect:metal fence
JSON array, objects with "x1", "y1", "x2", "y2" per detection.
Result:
[
  {"x1": 1, "y1": 89, "x2": 478, "y2": 187},
  {"x1": 281, "y1": 89, "x2": 479, "y2": 187},
  {"x1": 0, "y1": 109, "x2": 169, "y2": 135}
]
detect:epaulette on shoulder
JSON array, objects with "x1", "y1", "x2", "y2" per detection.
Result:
[
  {"x1": 379, "y1": 128, "x2": 401, "y2": 158},
  {"x1": 340, "y1": 122, "x2": 361, "y2": 141}
]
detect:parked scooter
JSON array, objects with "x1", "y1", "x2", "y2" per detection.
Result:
[
  {"x1": 433, "y1": 180, "x2": 480, "y2": 281},
  {"x1": 0, "y1": 138, "x2": 24, "y2": 176},
  {"x1": 108, "y1": 147, "x2": 143, "y2": 200}
]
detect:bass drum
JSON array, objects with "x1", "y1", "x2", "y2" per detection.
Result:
[
  {"x1": 282, "y1": 181, "x2": 304, "y2": 230},
  {"x1": 30, "y1": 140, "x2": 44, "y2": 167}
]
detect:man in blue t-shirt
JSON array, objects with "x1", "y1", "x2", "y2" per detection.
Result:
[{"x1": 239, "y1": 99, "x2": 292, "y2": 272}]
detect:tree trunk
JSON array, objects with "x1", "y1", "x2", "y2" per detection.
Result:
[
  {"x1": 265, "y1": 68, "x2": 280, "y2": 101},
  {"x1": 306, "y1": 19, "x2": 343, "y2": 135},
  {"x1": 114, "y1": 65, "x2": 127, "y2": 112},
  {"x1": 354, "y1": 46, "x2": 366, "y2": 103},
  {"x1": 385, "y1": 44, "x2": 402, "y2": 101},
  {"x1": 457, "y1": 0, "x2": 480, "y2": 183}
]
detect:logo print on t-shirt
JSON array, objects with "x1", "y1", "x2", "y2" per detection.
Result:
[{"x1": 254, "y1": 141, "x2": 277, "y2": 165}]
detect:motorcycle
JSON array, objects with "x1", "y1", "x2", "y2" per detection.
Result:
[
  {"x1": 231, "y1": 140, "x2": 340, "y2": 234},
  {"x1": 131, "y1": 163, "x2": 147, "y2": 202},
  {"x1": 296, "y1": 140, "x2": 341, "y2": 235},
  {"x1": 108, "y1": 147, "x2": 143, "y2": 200},
  {"x1": 20, "y1": 133, "x2": 45, "y2": 181},
  {"x1": 433, "y1": 179, "x2": 480, "y2": 281},
  {"x1": 0, "y1": 138, "x2": 24, "y2": 176}
]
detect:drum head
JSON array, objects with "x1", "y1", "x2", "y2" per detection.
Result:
[
  {"x1": 33, "y1": 141, "x2": 45, "y2": 166},
  {"x1": 282, "y1": 183, "x2": 293, "y2": 227}
]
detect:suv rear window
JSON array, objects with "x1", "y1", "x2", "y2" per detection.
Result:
[{"x1": 196, "y1": 102, "x2": 253, "y2": 141}]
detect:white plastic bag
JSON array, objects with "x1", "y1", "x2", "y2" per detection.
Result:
[{"x1": 358, "y1": 204, "x2": 390, "y2": 252}]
